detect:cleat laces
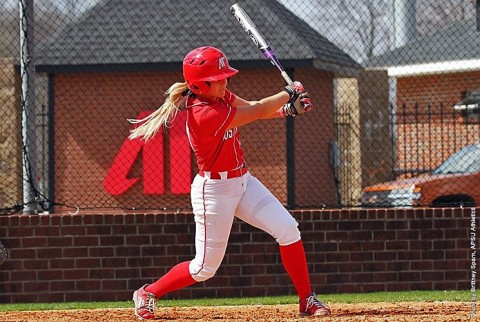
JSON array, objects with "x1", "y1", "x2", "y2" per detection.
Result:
[
  {"x1": 143, "y1": 294, "x2": 156, "y2": 315},
  {"x1": 301, "y1": 292, "x2": 330, "y2": 316},
  {"x1": 306, "y1": 293, "x2": 322, "y2": 310}
]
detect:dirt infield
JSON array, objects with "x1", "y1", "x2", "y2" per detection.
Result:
[{"x1": 2, "y1": 301, "x2": 476, "y2": 321}]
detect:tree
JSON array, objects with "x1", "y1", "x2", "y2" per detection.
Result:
[
  {"x1": 281, "y1": 0, "x2": 475, "y2": 64},
  {"x1": 0, "y1": 0, "x2": 99, "y2": 57},
  {"x1": 416, "y1": 0, "x2": 475, "y2": 36},
  {"x1": 339, "y1": 0, "x2": 391, "y2": 62}
]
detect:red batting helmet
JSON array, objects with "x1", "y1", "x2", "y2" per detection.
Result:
[{"x1": 183, "y1": 46, "x2": 238, "y2": 95}]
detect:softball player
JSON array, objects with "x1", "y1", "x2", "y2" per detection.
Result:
[{"x1": 130, "y1": 46, "x2": 330, "y2": 320}]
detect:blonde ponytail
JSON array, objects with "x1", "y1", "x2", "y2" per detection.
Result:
[{"x1": 128, "y1": 82, "x2": 189, "y2": 141}]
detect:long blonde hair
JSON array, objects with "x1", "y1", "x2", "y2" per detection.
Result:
[{"x1": 128, "y1": 82, "x2": 189, "y2": 141}]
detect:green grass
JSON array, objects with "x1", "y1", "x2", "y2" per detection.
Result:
[{"x1": 0, "y1": 290, "x2": 476, "y2": 312}]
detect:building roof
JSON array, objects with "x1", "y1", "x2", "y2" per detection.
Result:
[
  {"x1": 36, "y1": 0, "x2": 361, "y2": 76},
  {"x1": 367, "y1": 17, "x2": 480, "y2": 76}
]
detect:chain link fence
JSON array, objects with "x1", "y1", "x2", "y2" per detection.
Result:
[{"x1": 1, "y1": 0, "x2": 479, "y2": 214}]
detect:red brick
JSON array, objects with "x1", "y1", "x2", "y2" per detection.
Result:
[
  {"x1": 90, "y1": 269, "x2": 115, "y2": 279},
  {"x1": 61, "y1": 226, "x2": 86, "y2": 236},
  {"x1": 22, "y1": 237, "x2": 47, "y2": 248},
  {"x1": 421, "y1": 271, "x2": 445, "y2": 281},
  {"x1": 350, "y1": 252, "x2": 373, "y2": 262},
  {"x1": 86, "y1": 225, "x2": 112, "y2": 235},
  {"x1": 76, "y1": 280, "x2": 101, "y2": 291},
  {"x1": 35, "y1": 226, "x2": 60, "y2": 236},
  {"x1": 75, "y1": 258, "x2": 101, "y2": 269},
  {"x1": 50, "y1": 259, "x2": 75, "y2": 269},
  {"x1": 10, "y1": 226, "x2": 34, "y2": 237},
  {"x1": 63, "y1": 247, "x2": 88, "y2": 258},
  {"x1": 47, "y1": 236, "x2": 73, "y2": 247},
  {"x1": 38, "y1": 269, "x2": 64, "y2": 281},
  {"x1": 11, "y1": 248, "x2": 36, "y2": 259},
  {"x1": 37, "y1": 248, "x2": 62, "y2": 258},
  {"x1": 398, "y1": 251, "x2": 421, "y2": 261},
  {"x1": 11, "y1": 270, "x2": 36, "y2": 281},
  {"x1": 50, "y1": 281, "x2": 75, "y2": 291},
  {"x1": 101, "y1": 280, "x2": 127, "y2": 290},
  {"x1": 101, "y1": 258, "x2": 127, "y2": 268},
  {"x1": 63, "y1": 269, "x2": 89, "y2": 280}
]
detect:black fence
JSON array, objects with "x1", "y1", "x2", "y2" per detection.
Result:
[
  {"x1": 394, "y1": 102, "x2": 480, "y2": 178},
  {"x1": 1, "y1": 0, "x2": 479, "y2": 213}
]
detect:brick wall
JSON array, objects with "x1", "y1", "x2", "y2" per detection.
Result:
[
  {"x1": 0, "y1": 208, "x2": 475, "y2": 303},
  {"x1": 396, "y1": 123, "x2": 480, "y2": 171},
  {"x1": 397, "y1": 71, "x2": 480, "y2": 108}
]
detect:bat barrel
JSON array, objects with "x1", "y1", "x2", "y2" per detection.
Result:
[
  {"x1": 230, "y1": 3, "x2": 269, "y2": 49},
  {"x1": 230, "y1": 3, "x2": 292, "y2": 85}
]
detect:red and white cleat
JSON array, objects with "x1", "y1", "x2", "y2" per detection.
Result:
[
  {"x1": 133, "y1": 284, "x2": 157, "y2": 320},
  {"x1": 299, "y1": 292, "x2": 331, "y2": 317}
]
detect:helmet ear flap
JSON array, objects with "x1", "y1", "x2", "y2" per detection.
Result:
[{"x1": 187, "y1": 81, "x2": 209, "y2": 95}]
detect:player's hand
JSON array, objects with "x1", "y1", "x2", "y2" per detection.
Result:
[
  {"x1": 283, "y1": 81, "x2": 304, "y2": 99},
  {"x1": 295, "y1": 92, "x2": 313, "y2": 114},
  {"x1": 280, "y1": 92, "x2": 312, "y2": 117},
  {"x1": 291, "y1": 92, "x2": 312, "y2": 115}
]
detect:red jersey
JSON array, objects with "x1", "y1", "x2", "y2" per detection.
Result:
[{"x1": 186, "y1": 89, "x2": 245, "y2": 172}]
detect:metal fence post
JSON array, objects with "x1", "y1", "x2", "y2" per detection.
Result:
[
  {"x1": 19, "y1": 0, "x2": 38, "y2": 214},
  {"x1": 286, "y1": 68, "x2": 295, "y2": 208}
]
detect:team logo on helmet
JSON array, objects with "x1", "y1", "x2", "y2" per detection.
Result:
[{"x1": 218, "y1": 56, "x2": 226, "y2": 69}]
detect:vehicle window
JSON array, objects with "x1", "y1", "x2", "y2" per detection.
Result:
[
  {"x1": 469, "y1": 157, "x2": 480, "y2": 173},
  {"x1": 433, "y1": 145, "x2": 480, "y2": 175}
]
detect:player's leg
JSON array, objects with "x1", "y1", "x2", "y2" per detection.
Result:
[
  {"x1": 188, "y1": 175, "x2": 244, "y2": 282},
  {"x1": 134, "y1": 175, "x2": 243, "y2": 320},
  {"x1": 235, "y1": 173, "x2": 330, "y2": 316},
  {"x1": 234, "y1": 173, "x2": 307, "y2": 295}
]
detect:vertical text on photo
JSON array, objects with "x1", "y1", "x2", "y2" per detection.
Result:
[{"x1": 471, "y1": 207, "x2": 477, "y2": 319}]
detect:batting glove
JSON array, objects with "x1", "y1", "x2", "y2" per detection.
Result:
[
  {"x1": 280, "y1": 92, "x2": 312, "y2": 117},
  {"x1": 283, "y1": 81, "x2": 305, "y2": 99}
]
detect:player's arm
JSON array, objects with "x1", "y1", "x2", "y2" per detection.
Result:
[
  {"x1": 228, "y1": 91, "x2": 290, "y2": 128},
  {"x1": 228, "y1": 82, "x2": 311, "y2": 129}
]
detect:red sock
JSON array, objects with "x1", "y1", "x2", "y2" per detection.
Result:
[
  {"x1": 279, "y1": 240, "x2": 312, "y2": 300},
  {"x1": 145, "y1": 261, "x2": 196, "y2": 298}
]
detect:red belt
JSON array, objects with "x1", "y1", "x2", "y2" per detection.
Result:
[{"x1": 199, "y1": 167, "x2": 247, "y2": 180}]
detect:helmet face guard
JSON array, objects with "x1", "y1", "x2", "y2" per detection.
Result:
[{"x1": 183, "y1": 46, "x2": 238, "y2": 95}]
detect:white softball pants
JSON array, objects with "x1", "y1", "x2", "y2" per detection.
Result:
[{"x1": 189, "y1": 171, "x2": 301, "y2": 282}]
